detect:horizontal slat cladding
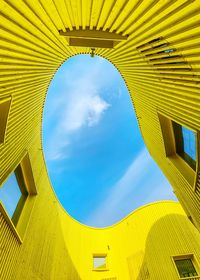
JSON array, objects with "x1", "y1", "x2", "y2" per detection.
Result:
[
  {"x1": 0, "y1": 212, "x2": 21, "y2": 279},
  {"x1": 101, "y1": 277, "x2": 117, "y2": 280},
  {"x1": 0, "y1": 0, "x2": 200, "y2": 279},
  {"x1": 136, "y1": 37, "x2": 200, "y2": 88}
]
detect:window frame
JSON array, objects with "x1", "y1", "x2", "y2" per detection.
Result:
[
  {"x1": 158, "y1": 111, "x2": 199, "y2": 192},
  {"x1": 0, "y1": 96, "x2": 11, "y2": 144},
  {"x1": 92, "y1": 254, "x2": 108, "y2": 271},
  {"x1": 0, "y1": 165, "x2": 29, "y2": 226},
  {"x1": 172, "y1": 254, "x2": 199, "y2": 279},
  {"x1": 0, "y1": 152, "x2": 37, "y2": 241},
  {"x1": 172, "y1": 122, "x2": 197, "y2": 171}
]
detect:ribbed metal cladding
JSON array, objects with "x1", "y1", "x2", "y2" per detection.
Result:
[
  {"x1": 0, "y1": 0, "x2": 200, "y2": 279},
  {"x1": 101, "y1": 277, "x2": 117, "y2": 280},
  {"x1": 0, "y1": 212, "x2": 21, "y2": 280}
]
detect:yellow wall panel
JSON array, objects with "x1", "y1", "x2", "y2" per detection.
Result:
[{"x1": 1, "y1": 0, "x2": 200, "y2": 279}]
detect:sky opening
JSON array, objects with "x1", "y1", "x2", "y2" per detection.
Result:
[{"x1": 42, "y1": 54, "x2": 177, "y2": 227}]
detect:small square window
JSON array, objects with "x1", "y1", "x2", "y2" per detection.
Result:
[
  {"x1": 93, "y1": 255, "x2": 107, "y2": 270},
  {"x1": 173, "y1": 122, "x2": 196, "y2": 170},
  {"x1": 173, "y1": 256, "x2": 198, "y2": 278}
]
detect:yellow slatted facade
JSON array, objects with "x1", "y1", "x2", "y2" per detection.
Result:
[{"x1": 1, "y1": 0, "x2": 200, "y2": 279}]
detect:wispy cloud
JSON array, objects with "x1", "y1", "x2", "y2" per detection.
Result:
[
  {"x1": 61, "y1": 85, "x2": 110, "y2": 132},
  {"x1": 43, "y1": 55, "x2": 176, "y2": 226},
  {"x1": 44, "y1": 57, "x2": 111, "y2": 161},
  {"x1": 85, "y1": 149, "x2": 177, "y2": 227}
]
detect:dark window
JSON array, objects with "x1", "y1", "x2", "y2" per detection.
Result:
[
  {"x1": 173, "y1": 122, "x2": 196, "y2": 170},
  {"x1": 175, "y1": 258, "x2": 198, "y2": 278},
  {"x1": 0, "y1": 166, "x2": 28, "y2": 225}
]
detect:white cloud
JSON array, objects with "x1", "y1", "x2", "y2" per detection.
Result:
[
  {"x1": 61, "y1": 88, "x2": 110, "y2": 132},
  {"x1": 43, "y1": 55, "x2": 178, "y2": 225},
  {"x1": 44, "y1": 57, "x2": 111, "y2": 161},
  {"x1": 85, "y1": 148, "x2": 177, "y2": 227}
]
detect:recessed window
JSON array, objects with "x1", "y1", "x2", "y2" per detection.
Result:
[
  {"x1": 173, "y1": 122, "x2": 196, "y2": 170},
  {"x1": 0, "y1": 166, "x2": 28, "y2": 225},
  {"x1": 0, "y1": 96, "x2": 11, "y2": 144},
  {"x1": 173, "y1": 256, "x2": 198, "y2": 278},
  {"x1": 93, "y1": 255, "x2": 107, "y2": 270},
  {"x1": 0, "y1": 154, "x2": 37, "y2": 239},
  {"x1": 158, "y1": 112, "x2": 198, "y2": 189}
]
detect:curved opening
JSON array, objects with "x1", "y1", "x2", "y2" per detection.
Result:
[{"x1": 42, "y1": 54, "x2": 177, "y2": 227}]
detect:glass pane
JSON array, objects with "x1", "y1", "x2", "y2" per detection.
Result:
[
  {"x1": 0, "y1": 172, "x2": 22, "y2": 218},
  {"x1": 93, "y1": 256, "x2": 106, "y2": 269},
  {"x1": 175, "y1": 259, "x2": 198, "y2": 278},
  {"x1": 182, "y1": 126, "x2": 196, "y2": 161},
  {"x1": 173, "y1": 122, "x2": 196, "y2": 170}
]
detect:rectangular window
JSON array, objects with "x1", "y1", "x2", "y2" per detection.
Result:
[
  {"x1": 0, "y1": 153, "x2": 37, "y2": 239},
  {"x1": 0, "y1": 96, "x2": 11, "y2": 144},
  {"x1": 173, "y1": 255, "x2": 199, "y2": 278},
  {"x1": 0, "y1": 166, "x2": 28, "y2": 225},
  {"x1": 158, "y1": 112, "x2": 199, "y2": 189},
  {"x1": 93, "y1": 255, "x2": 107, "y2": 270},
  {"x1": 173, "y1": 122, "x2": 196, "y2": 170}
]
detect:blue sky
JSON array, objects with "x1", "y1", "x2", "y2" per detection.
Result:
[
  {"x1": 42, "y1": 54, "x2": 177, "y2": 227},
  {"x1": 0, "y1": 173, "x2": 21, "y2": 217}
]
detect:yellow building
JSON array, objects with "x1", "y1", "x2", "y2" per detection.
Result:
[{"x1": 1, "y1": 0, "x2": 200, "y2": 279}]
